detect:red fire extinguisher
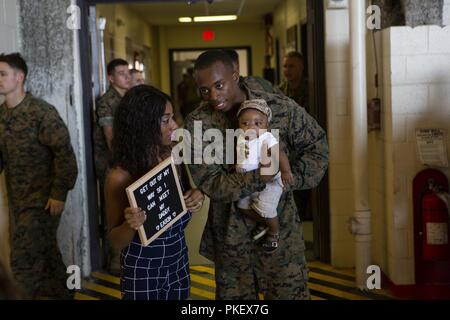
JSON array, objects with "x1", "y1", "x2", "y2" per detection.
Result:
[{"x1": 421, "y1": 179, "x2": 450, "y2": 261}]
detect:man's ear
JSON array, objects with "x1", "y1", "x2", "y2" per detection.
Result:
[
  {"x1": 108, "y1": 74, "x2": 114, "y2": 85},
  {"x1": 232, "y1": 71, "x2": 239, "y2": 82},
  {"x1": 16, "y1": 70, "x2": 25, "y2": 84}
]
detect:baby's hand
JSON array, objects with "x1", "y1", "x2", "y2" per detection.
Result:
[{"x1": 281, "y1": 171, "x2": 294, "y2": 187}]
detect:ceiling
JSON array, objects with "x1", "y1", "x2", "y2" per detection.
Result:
[{"x1": 125, "y1": 0, "x2": 283, "y2": 25}]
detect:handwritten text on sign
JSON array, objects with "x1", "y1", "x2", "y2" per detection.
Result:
[{"x1": 126, "y1": 157, "x2": 187, "y2": 246}]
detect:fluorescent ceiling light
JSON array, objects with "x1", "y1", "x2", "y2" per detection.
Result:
[
  {"x1": 179, "y1": 17, "x2": 192, "y2": 23},
  {"x1": 193, "y1": 15, "x2": 237, "y2": 22}
]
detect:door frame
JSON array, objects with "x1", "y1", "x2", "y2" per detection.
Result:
[{"x1": 307, "y1": 0, "x2": 330, "y2": 263}]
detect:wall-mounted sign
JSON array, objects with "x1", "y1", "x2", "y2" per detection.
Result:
[{"x1": 416, "y1": 128, "x2": 449, "y2": 168}]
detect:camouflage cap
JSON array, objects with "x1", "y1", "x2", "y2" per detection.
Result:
[{"x1": 237, "y1": 99, "x2": 272, "y2": 122}]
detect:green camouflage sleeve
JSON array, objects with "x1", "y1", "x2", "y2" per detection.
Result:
[
  {"x1": 287, "y1": 100, "x2": 329, "y2": 190},
  {"x1": 96, "y1": 99, "x2": 113, "y2": 127},
  {"x1": 184, "y1": 117, "x2": 266, "y2": 203},
  {"x1": 39, "y1": 107, "x2": 78, "y2": 201}
]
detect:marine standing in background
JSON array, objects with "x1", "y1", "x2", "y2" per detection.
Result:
[
  {"x1": 94, "y1": 58, "x2": 130, "y2": 183},
  {"x1": 278, "y1": 51, "x2": 309, "y2": 112},
  {"x1": 130, "y1": 69, "x2": 145, "y2": 87},
  {"x1": 0, "y1": 53, "x2": 78, "y2": 299}
]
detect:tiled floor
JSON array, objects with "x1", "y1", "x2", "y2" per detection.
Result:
[{"x1": 74, "y1": 261, "x2": 394, "y2": 300}]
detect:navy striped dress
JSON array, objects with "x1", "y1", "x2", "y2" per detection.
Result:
[{"x1": 120, "y1": 169, "x2": 192, "y2": 300}]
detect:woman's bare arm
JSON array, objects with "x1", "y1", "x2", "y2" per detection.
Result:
[{"x1": 104, "y1": 167, "x2": 141, "y2": 250}]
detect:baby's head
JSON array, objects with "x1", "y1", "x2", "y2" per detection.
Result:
[{"x1": 237, "y1": 99, "x2": 272, "y2": 135}]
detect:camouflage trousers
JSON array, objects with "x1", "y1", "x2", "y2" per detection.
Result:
[
  {"x1": 10, "y1": 208, "x2": 72, "y2": 300},
  {"x1": 214, "y1": 217, "x2": 310, "y2": 300},
  {"x1": 215, "y1": 250, "x2": 310, "y2": 300}
]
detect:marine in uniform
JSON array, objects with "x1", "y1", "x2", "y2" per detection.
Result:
[
  {"x1": 0, "y1": 53, "x2": 78, "y2": 299},
  {"x1": 185, "y1": 50, "x2": 328, "y2": 300},
  {"x1": 278, "y1": 51, "x2": 309, "y2": 111}
]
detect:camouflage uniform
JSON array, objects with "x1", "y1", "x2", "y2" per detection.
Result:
[
  {"x1": 0, "y1": 93, "x2": 78, "y2": 299},
  {"x1": 185, "y1": 81, "x2": 328, "y2": 300},
  {"x1": 93, "y1": 86, "x2": 122, "y2": 183},
  {"x1": 278, "y1": 77, "x2": 309, "y2": 112},
  {"x1": 244, "y1": 76, "x2": 283, "y2": 95},
  {"x1": 279, "y1": 77, "x2": 312, "y2": 221}
]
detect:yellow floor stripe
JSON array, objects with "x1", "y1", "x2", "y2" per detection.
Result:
[
  {"x1": 91, "y1": 272, "x2": 120, "y2": 285},
  {"x1": 309, "y1": 271, "x2": 356, "y2": 288},
  {"x1": 83, "y1": 281, "x2": 121, "y2": 299},
  {"x1": 309, "y1": 261, "x2": 355, "y2": 277},
  {"x1": 76, "y1": 262, "x2": 392, "y2": 301},
  {"x1": 190, "y1": 286, "x2": 216, "y2": 300},
  {"x1": 74, "y1": 292, "x2": 99, "y2": 300},
  {"x1": 190, "y1": 273, "x2": 216, "y2": 288},
  {"x1": 308, "y1": 282, "x2": 369, "y2": 300},
  {"x1": 190, "y1": 265, "x2": 215, "y2": 275}
]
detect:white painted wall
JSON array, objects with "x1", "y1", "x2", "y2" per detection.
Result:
[
  {"x1": 0, "y1": 0, "x2": 20, "y2": 269},
  {"x1": 383, "y1": 25, "x2": 450, "y2": 285},
  {"x1": 324, "y1": 0, "x2": 450, "y2": 283},
  {"x1": 323, "y1": 2, "x2": 355, "y2": 268}
]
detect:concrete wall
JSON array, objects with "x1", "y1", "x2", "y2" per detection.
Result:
[
  {"x1": 17, "y1": 0, "x2": 90, "y2": 275},
  {"x1": 445, "y1": 0, "x2": 450, "y2": 25},
  {"x1": 0, "y1": 0, "x2": 20, "y2": 269}
]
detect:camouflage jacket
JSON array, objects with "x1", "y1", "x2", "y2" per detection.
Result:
[
  {"x1": 244, "y1": 76, "x2": 283, "y2": 95},
  {"x1": 93, "y1": 86, "x2": 122, "y2": 180},
  {"x1": 96, "y1": 86, "x2": 122, "y2": 127},
  {"x1": 278, "y1": 77, "x2": 309, "y2": 112},
  {"x1": 184, "y1": 81, "x2": 328, "y2": 297},
  {"x1": 0, "y1": 93, "x2": 78, "y2": 212}
]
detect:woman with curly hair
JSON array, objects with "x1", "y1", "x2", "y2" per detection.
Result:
[{"x1": 104, "y1": 85, "x2": 204, "y2": 300}]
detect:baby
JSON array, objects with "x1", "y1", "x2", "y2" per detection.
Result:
[{"x1": 236, "y1": 99, "x2": 294, "y2": 253}]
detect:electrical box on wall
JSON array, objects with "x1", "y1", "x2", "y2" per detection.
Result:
[
  {"x1": 327, "y1": 0, "x2": 348, "y2": 9},
  {"x1": 368, "y1": 98, "x2": 381, "y2": 132}
]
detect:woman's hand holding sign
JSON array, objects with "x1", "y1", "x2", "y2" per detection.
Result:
[
  {"x1": 124, "y1": 207, "x2": 147, "y2": 230},
  {"x1": 184, "y1": 188, "x2": 205, "y2": 213}
]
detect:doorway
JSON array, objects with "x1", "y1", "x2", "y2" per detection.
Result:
[{"x1": 77, "y1": 0, "x2": 330, "y2": 271}]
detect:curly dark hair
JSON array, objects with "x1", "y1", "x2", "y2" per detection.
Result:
[{"x1": 112, "y1": 85, "x2": 172, "y2": 179}]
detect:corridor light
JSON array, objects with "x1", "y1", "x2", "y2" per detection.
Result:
[
  {"x1": 193, "y1": 15, "x2": 237, "y2": 22},
  {"x1": 179, "y1": 17, "x2": 193, "y2": 23}
]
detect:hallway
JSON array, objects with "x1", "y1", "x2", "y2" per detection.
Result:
[{"x1": 74, "y1": 262, "x2": 393, "y2": 301}]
